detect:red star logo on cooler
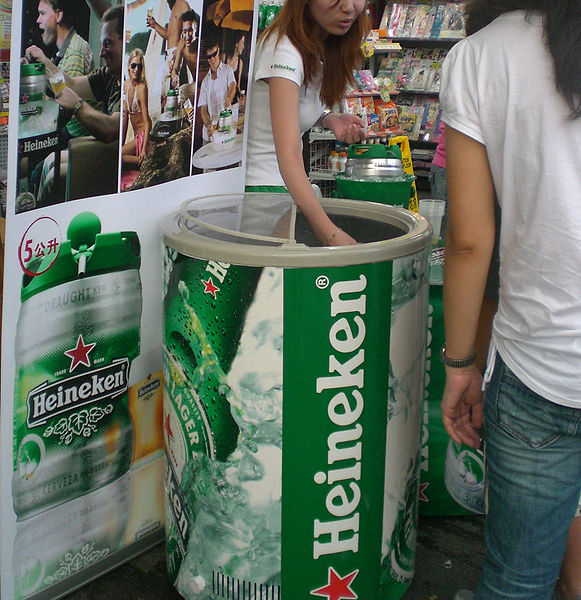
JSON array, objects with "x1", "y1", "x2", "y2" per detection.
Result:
[
  {"x1": 201, "y1": 277, "x2": 220, "y2": 298},
  {"x1": 64, "y1": 334, "x2": 96, "y2": 372},
  {"x1": 165, "y1": 413, "x2": 174, "y2": 441},
  {"x1": 419, "y1": 481, "x2": 430, "y2": 503},
  {"x1": 311, "y1": 567, "x2": 359, "y2": 600}
]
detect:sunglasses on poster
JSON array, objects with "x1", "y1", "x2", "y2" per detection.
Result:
[
  {"x1": 206, "y1": 48, "x2": 219, "y2": 60},
  {"x1": 130, "y1": 62, "x2": 143, "y2": 69}
]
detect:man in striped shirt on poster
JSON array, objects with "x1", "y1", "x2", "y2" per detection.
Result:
[{"x1": 27, "y1": 0, "x2": 96, "y2": 145}]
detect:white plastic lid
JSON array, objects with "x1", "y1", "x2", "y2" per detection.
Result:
[{"x1": 162, "y1": 192, "x2": 431, "y2": 268}]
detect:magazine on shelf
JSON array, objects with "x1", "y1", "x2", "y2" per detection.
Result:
[
  {"x1": 395, "y1": 4, "x2": 410, "y2": 37},
  {"x1": 377, "y1": 53, "x2": 404, "y2": 82},
  {"x1": 430, "y1": 3, "x2": 446, "y2": 38},
  {"x1": 439, "y1": 3, "x2": 465, "y2": 38},
  {"x1": 394, "y1": 92, "x2": 443, "y2": 141},
  {"x1": 385, "y1": 2, "x2": 465, "y2": 40},
  {"x1": 383, "y1": 2, "x2": 399, "y2": 34},
  {"x1": 418, "y1": 99, "x2": 441, "y2": 141},
  {"x1": 432, "y1": 111, "x2": 444, "y2": 143},
  {"x1": 380, "y1": 47, "x2": 447, "y2": 92},
  {"x1": 400, "y1": 4, "x2": 418, "y2": 37},
  {"x1": 411, "y1": 4, "x2": 429, "y2": 38}
]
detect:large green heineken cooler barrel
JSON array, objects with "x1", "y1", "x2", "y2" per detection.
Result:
[{"x1": 161, "y1": 192, "x2": 431, "y2": 600}]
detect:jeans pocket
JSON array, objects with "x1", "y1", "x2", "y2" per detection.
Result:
[{"x1": 490, "y1": 362, "x2": 561, "y2": 449}]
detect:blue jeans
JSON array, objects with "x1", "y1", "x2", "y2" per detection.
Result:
[{"x1": 476, "y1": 354, "x2": 581, "y2": 600}]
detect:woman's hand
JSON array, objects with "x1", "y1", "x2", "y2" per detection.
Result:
[
  {"x1": 441, "y1": 365, "x2": 483, "y2": 449},
  {"x1": 323, "y1": 112, "x2": 367, "y2": 144},
  {"x1": 327, "y1": 227, "x2": 357, "y2": 246}
]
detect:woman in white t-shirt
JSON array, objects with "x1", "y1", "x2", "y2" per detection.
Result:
[
  {"x1": 245, "y1": 0, "x2": 369, "y2": 246},
  {"x1": 439, "y1": 1, "x2": 581, "y2": 598}
]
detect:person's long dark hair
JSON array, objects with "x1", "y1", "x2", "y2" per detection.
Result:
[{"x1": 464, "y1": 0, "x2": 581, "y2": 118}]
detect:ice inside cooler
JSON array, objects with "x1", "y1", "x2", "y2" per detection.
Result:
[{"x1": 181, "y1": 192, "x2": 407, "y2": 246}]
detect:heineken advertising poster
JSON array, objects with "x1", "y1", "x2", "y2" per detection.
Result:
[{"x1": 1, "y1": 0, "x2": 255, "y2": 598}]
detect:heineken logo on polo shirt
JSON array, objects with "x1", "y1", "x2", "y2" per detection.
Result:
[{"x1": 271, "y1": 63, "x2": 296, "y2": 72}]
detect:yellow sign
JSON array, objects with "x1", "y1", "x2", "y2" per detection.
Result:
[{"x1": 388, "y1": 135, "x2": 418, "y2": 212}]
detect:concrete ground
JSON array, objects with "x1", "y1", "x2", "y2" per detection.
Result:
[{"x1": 63, "y1": 514, "x2": 485, "y2": 600}]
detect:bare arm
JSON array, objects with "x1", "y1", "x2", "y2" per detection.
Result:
[
  {"x1": 146, "y1": 16, "x2": 168, "y2": 40},
  {"x1": 122, "y1": 90, "x2": 129, "y2": 145},
  {"x1": 199, "y1": 104, "x2": 214, "y2": 137},
  {"x1": 127, "y1": 0, "x2": 147, "y2": 11},
  {"x1": 269, "y1": 77, "x2": 355, "y2": 246},
  {"x1": 57, "y1": 87, "x2": 120, "y2": 143},
  {"x1": 25, "y1": 46, "x2": 95, "y2": 99},
  {"x1": 236, "y1": 58, "x2": 243, "y2": 95},
  {"x1": 441, "y1": 125, "x2": 495, "y2": 447},
  {"x1": 170, "y1": 42, "x2": 185, "y2": 88},
  {"x1": 225, "y1": 81, "x2": 237, "y2": 108}
]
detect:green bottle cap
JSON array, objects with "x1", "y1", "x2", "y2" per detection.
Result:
[{"x1": 21, "y1": 212, "x2": 141, "y2": 301}]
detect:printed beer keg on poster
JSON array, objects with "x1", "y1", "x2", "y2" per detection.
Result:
[
  {"x1": 162, "y1": 193, "x2": 431, "y2": 600},
  {"x1": 13, "y1": 212, "x2": 142, "y2": 521}
]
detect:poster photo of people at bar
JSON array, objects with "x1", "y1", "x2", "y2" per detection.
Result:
[
  {"x1": 191, "y1": 0, "x2": 252, "y2": 175},
  {"x1": 17, "y1": 0, "x2": 124, "y2": 213},
  {"x1": 121, "y1": 0, "x2": 201, "y2": 190}
]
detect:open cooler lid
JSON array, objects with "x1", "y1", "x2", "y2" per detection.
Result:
[{"x1": 162, "y1": 192, "x2": 430, "y2": 268}]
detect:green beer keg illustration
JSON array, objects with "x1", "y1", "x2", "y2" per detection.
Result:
[{"x1": 13, "y1": 212, "x2": 141, "y2": 520}]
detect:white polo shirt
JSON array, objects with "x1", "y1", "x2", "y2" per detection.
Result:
[{"x1": 245, "y1": 33, "x2": 325, "y2": 187}]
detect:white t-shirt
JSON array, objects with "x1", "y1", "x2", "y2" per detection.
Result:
[
  {"x1": 245, "y1": 33, "x2": 325, "y2": 187},
  {"x1": 440, "y1": 11, "x2": 581, "y2": 408},
  {"x1": 198, "y1": 62, "x2": 236, "y2": 140}
]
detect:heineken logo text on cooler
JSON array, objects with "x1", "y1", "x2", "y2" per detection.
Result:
[
  {"x1": 313, "y1": 275, "x2": 367, "y2": 562},
  {"x1": 27, "y1": 359, "x2": 129, "y2": 427},
  {"x1": 202, "y1": 261, "x2": 231, "y2": 297},
  {"x1": 205, "y1": 260, "x2": 230, "y2": 283}
]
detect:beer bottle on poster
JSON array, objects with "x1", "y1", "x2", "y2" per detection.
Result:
[
  {"x1": 13, "y1": 212, "x2": 142, "y2": 520},
  {"x1": 444, "y1": 439, "x2": 485, "y2": 514},
  {"x1": 162, "y1": 249, "x2": 262, "y2": 582}
]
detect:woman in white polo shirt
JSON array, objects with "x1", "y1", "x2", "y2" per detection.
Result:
[{"x1": 245, "y1": 0, "x2": 369, "y2": 246}]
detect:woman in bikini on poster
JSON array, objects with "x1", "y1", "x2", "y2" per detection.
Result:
[{"x1": 122, "y1": 48, "x2": 152, "y2": 171}]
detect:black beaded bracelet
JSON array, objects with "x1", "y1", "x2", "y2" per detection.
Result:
[{"x1": 440, "y1": 344, "x2": 477, "y2": 368}]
